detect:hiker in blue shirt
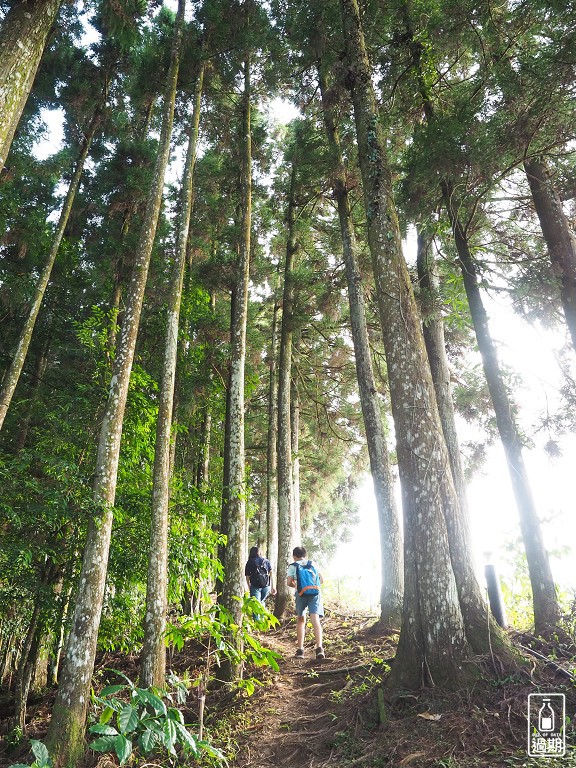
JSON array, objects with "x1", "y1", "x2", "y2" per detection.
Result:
[
  {"x1": 286, "y1": 545, "x2": 324, "y2": 659},
  {"x1": 245, "y1": 546, "x2": 275, "y2": 604}
]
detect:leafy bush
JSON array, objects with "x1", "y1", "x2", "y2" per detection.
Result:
[
  {"x1": 9, "y1": 739, "x2": 53, "y2": 768},
  {"x1": 89, "y1": 670, "x2": 223, "y2": 766},
  {"x1": 166, "y1": 595, "x2": 281, "y2": 687}
]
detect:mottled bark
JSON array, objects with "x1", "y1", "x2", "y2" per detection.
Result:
[
  {"x1": 405, "y1": 22, "x2": 519, "y2": 654},
  {"x1": 274, "y1": 163, "x2": 297, "y2": 620},
  {"x1": 318, "y1": 64, "x2": 403, "y2": 627},
  {"x1": 290, "y1": 375, "x2": 301, "y2": 542},
  {"x1": 46, "y1": 4, "x2": 185, "y2": 764},
  {"x1": 524, "y1": 157, "x2": 576, "y2": 352},
  {"x1": 0, "y1": 116, "x2": 98, "y2": 431},
  {"x1": 416, "y1": 231, "x2": 469, "y2": 517},
  {"x1": 141, "y1": 58, "x2": 204, "y2": 688},
  {"x1": 266, "y1": 290, "x2": 280, "y2": 573},
  {"x1": 0, "y1": 0, "x2": 62, "y2": 172},
  {"x1": 444, "y1": 190, "x2": 560, "y2": 634},
  {"x1": 340, "y1": 0, "x2": 473, "y2": 688},
  {"x1": 219, "y1": 55, "x2": 251, "y2": 680}
]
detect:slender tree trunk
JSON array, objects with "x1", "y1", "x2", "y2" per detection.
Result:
[
  {"x1": 340, "y1": 0, "x2": 480, "y2": 688},
  {"x1": 46, "y1": 5, "x2": 185, "y2": 764},
  {"x1": 0, "y1": 115, "x2": 99, "y2": 431},
  {"x1": 274, "y1": 163, "x2": 297, "y2": 620},
  {"x1": 14, "y1": 335, "x2": 50, "y2": 452},
  {"x1": 266, "y1": 290, "x2": 280, "y2": 571},
  {"x1": 49, "y1": 576, "x2": 73, "y2": 686},
  {"x1": 524, "y1": 157, "x2": 576, "y2": 352},
  {"x1": 0, "y1": 0, "x2": 62, "y2": 172},
  {"x1": 290, "y1": 373, "x2": 301, "y2": 542},
  {"x1": 13, "y1": 603, "x2": 42, "y2": 733},
  {"x1": 140, "y1": 58, "x2": 205, "y2": 688},
  {"x1": 219, "y1": 55, "x2": 251, "y2": 680},
  {"x1": 443, "y1": 187, "x2": 560, "y2": 634},
  {"x1": 318, "y1": 63, "x2": 403, "y2": 628},
  {"x1": 416, "y1": 230, "x2": 469, "y2": 516}
]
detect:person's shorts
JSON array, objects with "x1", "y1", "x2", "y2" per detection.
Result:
[{"x1": 295, "y1": 592, "x2": 323, "y2": 617}]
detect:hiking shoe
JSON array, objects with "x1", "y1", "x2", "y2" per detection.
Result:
[
  {"x1": 315, "y1": 647, "x2": 325, "y2": 659},
  {"x1": 294, "y1": 648, "x2": 304, "y2": 658}
]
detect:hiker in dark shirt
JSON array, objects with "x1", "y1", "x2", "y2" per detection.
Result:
[{"x1": 245, "y1": 546, "x2": 275, "y2": 604}]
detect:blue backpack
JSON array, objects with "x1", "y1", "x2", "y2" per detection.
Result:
[{"x1": 295, "y1": 560, "x2": 320, "y2": 597}]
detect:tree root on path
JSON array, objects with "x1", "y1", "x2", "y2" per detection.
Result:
[{"x1": 294, "y1": 660, "x2": 392, "y2": 676}]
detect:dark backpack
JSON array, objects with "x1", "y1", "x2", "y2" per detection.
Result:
[
  {"x1": 295, "y1": 560, "x2": 320, "y2": 597},
  {"x1": 251, "y1": 559, "x2": 269, "y2": 588}
]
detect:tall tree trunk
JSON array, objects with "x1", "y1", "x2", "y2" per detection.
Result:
[
  {"x1": 274, "y1": 163, "x2": 297, "y2": 620},
  {"x1": 443, "y1": 187, "x2": 560, "y2": 634},
  {"x1": 266, "y1": 290, "x2": 280, "y2": 572},
  {"x1": 0, "y1": 115, "x2": 99, "y2": 431},
  {"x1": 0, "y1": 0, "x2": 62, "y2": 172},
  {"x1": 400, "y1": 18, "x2": 521, "y2": 654},
  {"x1": 140, "y1": 58, "x2": 205, "y2": 688},
  {"x1": 318, "y1": 63, "x2": 403, "y2": 628},
  {"x1": 46, "y1": 5, "x2": 185, "y2": 764},
  {"x1": 524, "y1": 157, "x2": 576, "y2": 351},
  {"x1": 338, "y1": 0, "x2": 503, "y2": 688},
  {"x1": 290, "y1": 373, "x2": 300, "y2": 542},
  {"x1": 13, "y1": 603, "x2": 42, "y2": 734},
  {"x1": 405, "y1": 1, "x2": 559, "y2": 636},
  {"x1": 219, "y1": 55, "x2": 251, "y2": 681},
  {"x1": 416, "y1": 230, "x2": 469, "y2": 517},
  {"x1": 14, "y1": 334, "x2": 51, "y2": 452}
]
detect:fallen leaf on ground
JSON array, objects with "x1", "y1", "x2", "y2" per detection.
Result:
[
  {"x1": 417, "y1": 712, "x2": 442, "y2": 721},
  {"x1": 400, "y1": 751, "x2": 427, "y2": 764}
]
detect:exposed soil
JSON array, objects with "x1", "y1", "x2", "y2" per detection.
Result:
[
  {"x1": 217, "y1": 613, "x2": 576, "y2": 768},
  {"x1": 1, "y1": 611, "x2": 575, "y2": 768}
]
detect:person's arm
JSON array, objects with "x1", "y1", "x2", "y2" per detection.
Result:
[{"x1": 286, "y1": 562, "x2": 296, "y2": 589}]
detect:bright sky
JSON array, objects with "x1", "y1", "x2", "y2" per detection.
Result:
[{"x1": 327, "y1": 299, "x2": 576, "y2": 614}]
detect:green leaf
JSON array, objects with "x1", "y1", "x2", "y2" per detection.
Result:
[
  {"x1": 118, "y1": 703, "x2": 138, "y2": 734},
  {"x1": 163, "y1": 717, "x2": 177, "y2": 753},
  {"x1": 174, "y1": 721, "x2": 198, "y2": 754},
  {"x1": 113, "y1": 734, "x2": 132, "y2": 765},
  {"x1": 199, "y1": 740, "x2": 226, "y2": 759},
  {"x1": 137, "y1": 728, "x2": 158, "y2": 754},
  {"x1": 99, "y1": 705, "x2": 115, "y2": 724},
  {"x1": 91, "y1": 735, "x2": 119, "y2": 752},
  {"x1": 167, "y1": 706, "x2": 184, "y2": 724},
  {"x1": 30, "y1": 740, "x2": 51, "y2": 766},
  {"x1": 137, "y1": 688, "x2": 167, "y2": 715},
  {"x1": 89, "y1": 723, "x2": 118, "y2": 736},
  {"x1": 100, "y1": 684, "x2": 126, "y2": 697}
]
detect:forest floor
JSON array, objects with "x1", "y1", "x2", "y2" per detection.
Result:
[{"x1": 1, "y1": 610, "x2": 575, "y2": 767}]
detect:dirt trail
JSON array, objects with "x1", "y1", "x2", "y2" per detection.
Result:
[{"x1": 229, "y1": 613, "x2": 392, "y2": 768}]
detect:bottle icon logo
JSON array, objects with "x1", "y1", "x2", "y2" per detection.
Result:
[
  {"x1": 538, "y1": 699, "x2": 554, "y2": 732},
  {"x1": 528, "y1": 693, "x2": 565, "y2": 757}
]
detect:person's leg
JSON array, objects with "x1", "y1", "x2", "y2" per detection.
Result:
[
  {"x1": 261, "y1": 585, "x2": 271, "y2": 603},
  {"x1": 296, "y1": 615, "x2": 306, "y2": 649},
  {"x1": 309, "y1": 612, "x2": 323, "y2": 651},
  {"x1": 294, "y1": 594, "x2": 307, "y2": 655}
]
